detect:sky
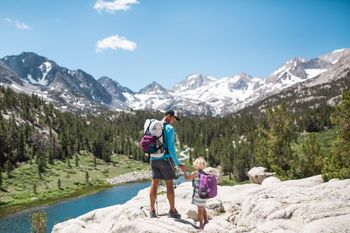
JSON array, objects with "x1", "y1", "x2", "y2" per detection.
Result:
[{"x1": 0, "y1": 0, "x2": 350, "y2": 92}]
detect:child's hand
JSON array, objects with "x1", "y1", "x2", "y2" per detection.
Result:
[
  {"x1": 184, "y1": 171, "x2": 195, "y2": 181},
  {"x1": 183, "y1": 173, "x2": 189, "y2": 179}
]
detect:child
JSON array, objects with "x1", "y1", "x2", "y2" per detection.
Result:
[{"x1": 184, "y1": 156, "x2": 209, "y2": 230}]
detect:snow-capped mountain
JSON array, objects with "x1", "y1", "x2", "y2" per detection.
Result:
[
  {"x1": 0, "y1": 52, "x2": 112, "y2": 114},
  {"x1": 131, "y1": 82, "x2": 173, "y2": 111},
  {"x1": 2, "y1": 52, "x2": 56, "y2": 86},
  {"x1": 126, "y1": 48, "x2": 349, "y2": 115},
  {"x1": 238, "y1": 51, "x2": 350, "y2": 116},
  {"x1": 0, "y1": 48, "x2": 349, "y2": 116}
]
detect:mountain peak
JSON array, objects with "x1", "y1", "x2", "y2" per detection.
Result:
[
  {"x1": 238, "y1": 72, "x2": 253, "y2": 80},
  {"x1": 171, "y1": 73, "x2": 217, "y2": 92},
  {"x1": 138, "y1": 81, "x2": 168, "y2": 95},
  {"x1": 1, "y1": 51, "x2": 57, "y2": 86},
  {"x1": 98, "y1": 76, "x2": 134, "y2": 103}
]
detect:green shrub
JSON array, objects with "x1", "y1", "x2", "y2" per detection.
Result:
[{"x1": 30, "y1": 211, "x2": 47, "y2": 233}]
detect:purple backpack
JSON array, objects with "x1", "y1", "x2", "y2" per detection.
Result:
[
  {"x1": 140, "y1": 134, "x2": 158, "y2": 154},
  {"x1": 198, "y1": 171, "x2": 217, "y2": 199}
]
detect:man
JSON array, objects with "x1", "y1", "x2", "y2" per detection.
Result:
[{"x1": 149, "y1": 109, "x2": 186, "y2": 218}]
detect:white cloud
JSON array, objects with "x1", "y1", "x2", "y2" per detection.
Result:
[
  {"x1": 96, "y1": 35, "x2": 137, "y2": 52},
  {"x1": 94, "y1": 0, "x2": 139, "y2": 14},
  {"x1": 15, "y1": 20, "x2": 31, "y2": 30},
  {"x1": 4, "y1": 18, "x2": 31, "y2": 30}
]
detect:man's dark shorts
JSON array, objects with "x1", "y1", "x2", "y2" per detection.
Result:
[{"x1": 151, "y1": 158, "x2": 176, "y2": 180}]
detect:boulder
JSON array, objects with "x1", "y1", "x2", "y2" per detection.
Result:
[
  {"x1": 261, "y1": 176, "x2": 281, "y2": 186},
  {"x1": 248, "y1": 166, "x2": 275, "y2": 184}
]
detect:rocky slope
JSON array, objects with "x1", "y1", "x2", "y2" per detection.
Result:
[{"x1": 52, "y1": 175, "x2": 350, "y2": 233}]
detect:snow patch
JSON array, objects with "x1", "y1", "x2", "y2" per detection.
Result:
[
  {"x1": 305, "y1": 69, "x2": 327, "y2": 79},
  {"x1": 333, "y1": 48, "x2": 345, "y2": 53},
  {"x1": 38, "y1": 62, "x2": 52, "y2": 85},
  {"x1": 11, "y1": 84, "x2": 23, "y2": 90}
]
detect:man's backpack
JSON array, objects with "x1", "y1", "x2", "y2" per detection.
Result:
[
  {"x1": 139, "y1": 119, "x2": 166, "y2": 158},
  {"x1": 197, "y1": 171, "x2": 217, "y2": 199}
]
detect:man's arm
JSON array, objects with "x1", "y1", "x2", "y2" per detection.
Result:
[{"x1": 166, "y1": 126, "x2": 181, "y2": 166}]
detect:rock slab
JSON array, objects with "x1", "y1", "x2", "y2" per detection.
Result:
[{"x1": 52, "y1": 175, "x2": 350, "y2": 233}]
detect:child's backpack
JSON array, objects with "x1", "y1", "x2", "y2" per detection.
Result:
[
  {"x1": 139, "y1": 119, "x2": 165, "y2": 158},
  {"x1": 198, "y1": 171, "x2": 217, "y2": 199}
]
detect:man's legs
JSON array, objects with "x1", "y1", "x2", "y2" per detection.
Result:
[
  {"x1": 165, "y1": 179, "x2": 181, "y2": 218},
  {"x1": 165, "y1": 179, "x2": 175, "y2": 211},
  {"x1": 150, "y1": 179, "x2": 159, "y2": 212}
]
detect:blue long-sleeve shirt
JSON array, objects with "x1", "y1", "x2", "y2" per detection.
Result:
[{"x1": 150, "y1": 122, "x2": 181, "y2": 166}]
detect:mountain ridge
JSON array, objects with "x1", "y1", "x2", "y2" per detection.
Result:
[{"x1": 1, "y1": 48, "x2": 349, "y2": 116}]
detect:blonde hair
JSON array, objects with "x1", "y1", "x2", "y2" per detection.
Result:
[{"x1": 193, "y1": 156, "x2": 207, "y2": 171}]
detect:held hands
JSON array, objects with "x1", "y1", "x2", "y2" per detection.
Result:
[{"x1": 178, "y1": 164, "x2": 187, "y2": 173}]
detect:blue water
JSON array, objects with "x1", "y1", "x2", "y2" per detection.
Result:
[{"x1": 0, "y1": 182, "x2": 151, "y2": 233}]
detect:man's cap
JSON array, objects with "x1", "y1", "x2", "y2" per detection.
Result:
[{"x1": 165, "y1": 110, "x2": 180, "y2": 121}]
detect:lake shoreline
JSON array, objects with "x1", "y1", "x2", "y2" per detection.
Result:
[
  {"x1": 0, "y1": 170, "x2": 152, "y2": 219},
  {"x1": 0, "y1": 148, "x2": 190, "y2": 219}
]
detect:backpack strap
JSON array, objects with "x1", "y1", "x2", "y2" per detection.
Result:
[
  {"x1": 162, "y1": 122, "x2": 169, "y2": 154},
  {"x1": 145, "y1": 119, "x2": 154, "y2": 134},
  {"x1": 192, "y1": 171, "x2": 201, "y2": 198}
]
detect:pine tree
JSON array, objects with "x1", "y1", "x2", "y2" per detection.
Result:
[
  {"x1": 33, "y1": 183, "x2": 37, "y2": 194},
  {"x1": 0, "y1": 123, "x2": 6, "y2": 167},
  {"x1": 266, "y1": 104, "x2": 297, "y2": 178},
  {"x1": 85, "y1": 171, "x2": 89, "y2": 185},
  {"x1": 17, "y1": 129, "x2": 26, "y2": 162},
  {"x1": 37, "y1": 164, "x2": 42, "y2": 180},
  {"x1": 4, "y1": 160, "x2": 11, "y2": 179},
  {"x1": 323, "y1": 91, "x2": 350, "y2": 180},
  {"x1": 59, "y1": 132, "x2": 68, "y2": 159},
  {"x1": 254, "y1": 124, "x2": 269, "y2": 169},
  {"x1": 234, "y1": 137, "x2": 250, "y2": 181},
  {"x1": 30, "y1": 144, "x2": 35, "y2": 165},
  {"x1": 57, "y1": 178, "x2": 61, "y2": 190},
  {"x1": 75, "y1": 153, "x2": 79, "y2": 167},
  {"x1": 0, "y1": 170, "x2": 3, "y2": 190},
  {"x1": 48, "y1": 129, "x2": 54, "y2": 164},
  {"x1": 292, "y1": 133, "x2": 323, "y2": 178},
  {"x1": 302, "y1": 134, "x2": 323, "y2": 175},
  {"x1": 75, "y1": 138, "x2": 81, "y2": 155}
]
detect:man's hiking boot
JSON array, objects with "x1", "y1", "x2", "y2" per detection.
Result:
[
  {"x1": 168, "y1": 209, "x2": 181, "y2": 219},
  {"x1": 149, "y1": 210, "x2": 157, "y2": 218}
]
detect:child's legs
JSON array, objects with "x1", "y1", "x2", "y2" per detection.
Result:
[
  {"x1": 203, "y1": 208, "x2": 208, "y2": 223},
  {"x1": 197, "y1": 206, "x2": 205, "y2": 224}
]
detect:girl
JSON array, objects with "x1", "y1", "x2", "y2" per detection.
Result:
[{"x1": 184, "y1": 156, "x2": 209, "y2": 230}]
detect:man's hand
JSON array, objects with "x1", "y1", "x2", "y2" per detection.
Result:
[{"x1": 178, "y1": 164, "x2": 186, "y2": 173}]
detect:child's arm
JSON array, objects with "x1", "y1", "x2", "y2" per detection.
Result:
[{"x1": 184, "y1": 171, "x2": 197, "y2": 181}]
